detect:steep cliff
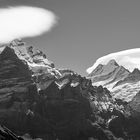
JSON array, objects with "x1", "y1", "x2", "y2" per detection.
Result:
[{"x1": 0, "y1": 39, "x2": 120, "y2": 140}]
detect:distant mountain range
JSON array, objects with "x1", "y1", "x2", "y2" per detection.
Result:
[{"x1": 87, "y1": 59, "x2": 140, "y2": 101}]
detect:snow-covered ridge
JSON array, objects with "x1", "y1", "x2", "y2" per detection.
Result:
[
  {"x1": 87, "y1": 59, "x2": 140, "y2": 102},
  {"x1": 1, "y1": 39, "x2": 62, "y2": 78}
]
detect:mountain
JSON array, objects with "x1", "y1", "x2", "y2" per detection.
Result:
[
  {"x1": 0, "y1": 39, "x2": 122, "y2": 140},
  {"x1": 88, "y1": 59, "x2": 119, "y2": 77},
  {"x1": 87, "y1": 59, "x2": 140, "y2": 102},
  {"x1": 114, "y1": 68, "x2": 140, "y2": 87},
  {"x1": 1, "y1": 39, "x2": 140, "y2": 139},
  {"x1": 87, "y1": 59, "x2": 130, "y2": 88},
  {"x1": 0, "y1": 39, "x2": 62, "y2": 91}
]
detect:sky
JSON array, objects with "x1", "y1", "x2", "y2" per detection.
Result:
[{"x1": 1, "y1": 0, "x2": 140, "y2": 76}]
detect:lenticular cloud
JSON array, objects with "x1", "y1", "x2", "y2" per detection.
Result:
[
  {"x1": 87, "y1": 48, "x2": 140, "y2": 74},
  {"x1": 0, "y1": 6, "x2": 57, "y2": 43}
]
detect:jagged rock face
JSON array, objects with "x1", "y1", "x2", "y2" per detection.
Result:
[
  {"x1": 88, "y1": 59, "x2": 129, "y2": 87},
  {"x1": 0, "y1": 40, "x2": 58, "y2": 138},
  {"x1": 128, "y1": 91, "x2": 140, "y2": 117},
  {"x1": 114, "y1": 68, "x2": 140, "y2": 87},
  {"x1": 0, "y1": 39, "x2": 62, "y2": 91},
  {"x1": 9, "y1": 39, "x2": 54, "y2": 68},
  {"x1": 0, "y1": 45, "x2": 33, "y2": 115},
  {"x1": 1, "y1": 39, "x2": 140, "y2": 139},
  {"x1": 2, "y1": 39, "x2": 140, "y2": 139},
  {"x1": 0, "y1": 46, "x2": 32, "y2": 84},
  {"x1": 37, "y1": 79, "x2": 119, "y2": 140},
  {"x1": 88, "y1": 60, "x2": 119, "y2": 77},
  {"x1": 0, "y1": 39, "x2": 121, "y2": 140},
  {"x1": 87, "y1": 59, "x2": 140, "y2": 102},
  {"x1": 55, "y1": 69, "x2": 116, "y2": 113}
]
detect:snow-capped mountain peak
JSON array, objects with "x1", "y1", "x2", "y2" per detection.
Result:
[
  {"x1": 106, "y1": 59, "x2": 119, "y2": 66},
  {"x1": 88, "y1": 59, "x2": 129, "y2": 84},
  {"x1": 88, "y1": 59, "x2": 120, "y2": 77},
  {"x1": 87, "y1": 59, "x2": 140, "y2": 102}
]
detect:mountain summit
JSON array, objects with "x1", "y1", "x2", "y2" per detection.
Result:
[
  {"x1": 88, "y1": 59, "x2": 120, "y2": 78},
  {"x1": 87, "y1": 59, "x2": 140, "y2": 101},
  {"x1": 106, "y1": 59, "x2": 119, "y2": 66},
  {"x1": 88, "y1": 59, "x2": 130, "y2": 87}
]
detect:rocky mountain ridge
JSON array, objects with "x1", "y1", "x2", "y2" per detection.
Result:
[
  {"x1": 88, "y1": 59, "x2": 140, "y2": 102},
  {"x1": 0, "y1": 39, "x2": 123, "y2": 140},
  {"x1": 0, "y1": 39, "x2": 140, "y2": 140}
]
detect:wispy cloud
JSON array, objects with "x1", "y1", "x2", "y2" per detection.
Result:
[
  {"x1": 0, "y1": 6, "x2": 57, "y2": 43},
  {"x1": 87, "y1": 48, "x2": 140, "y2": 74}
]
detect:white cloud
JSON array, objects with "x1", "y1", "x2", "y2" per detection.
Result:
[
  {"x1": 87, "y1": 48, "x2": 140, "y2": 74},
  {"x1": 0, "y1": 6, "x2": 57, "y2": 43}
]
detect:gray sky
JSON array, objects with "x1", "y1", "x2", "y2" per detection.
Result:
[{"x1": 1, "y1": 0, "x2": 140, "y2": 75}]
